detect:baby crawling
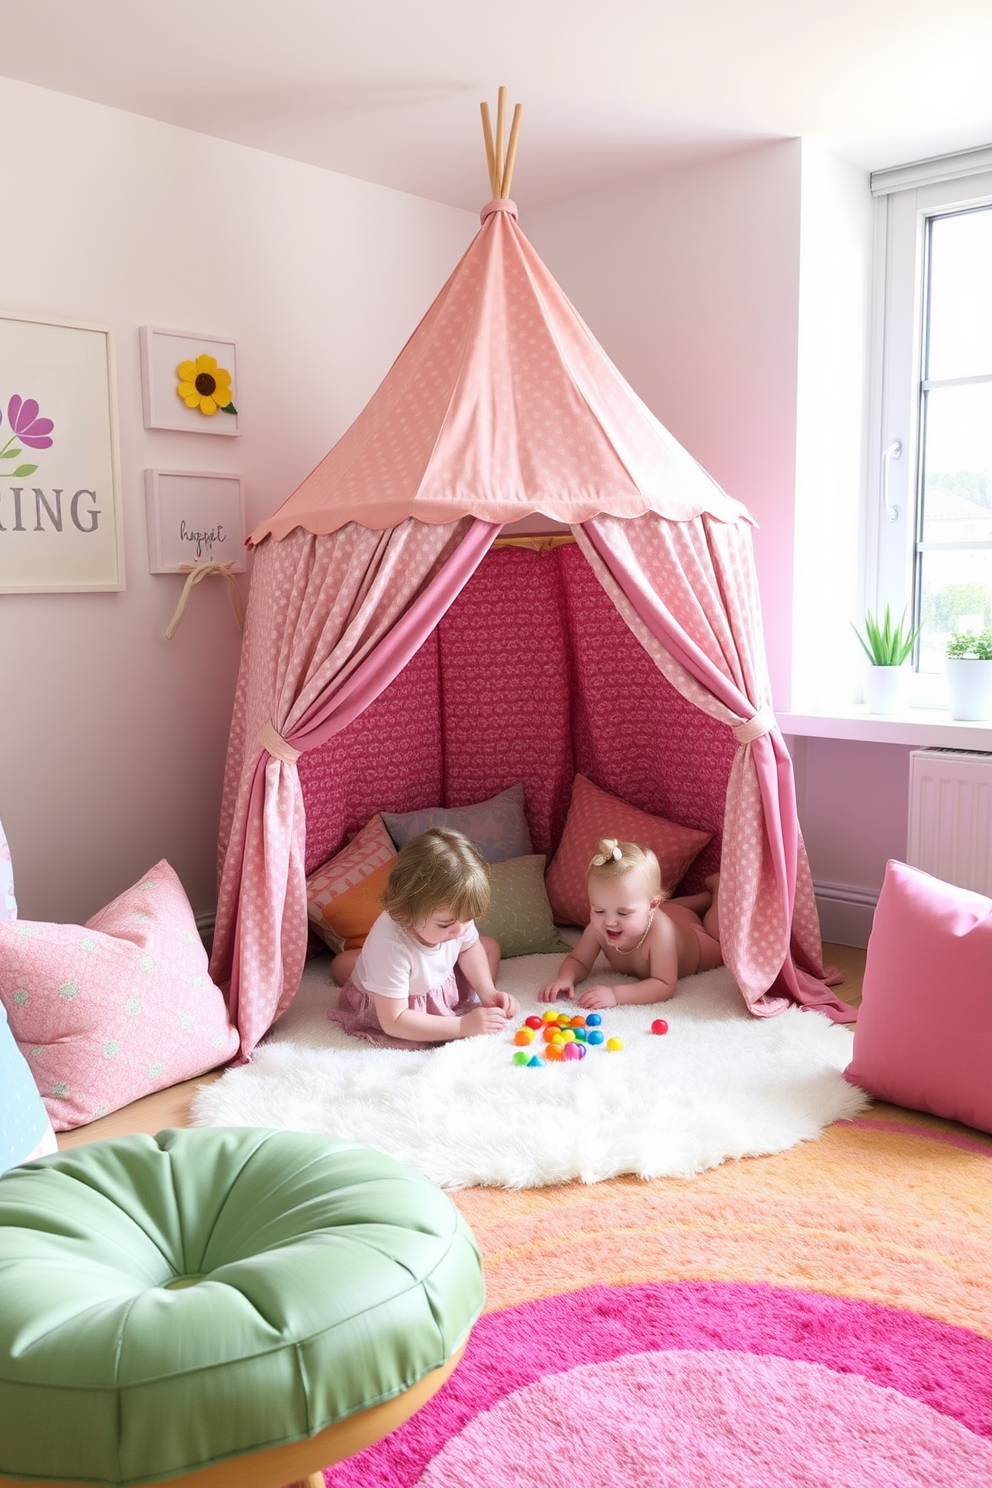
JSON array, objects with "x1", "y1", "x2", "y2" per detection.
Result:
[{"x1": 540, "y1": 837, "x2": 722, "y2": 1010}]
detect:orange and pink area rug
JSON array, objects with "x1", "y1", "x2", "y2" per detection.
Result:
[{"x1": 325, "y1": 1107, "x2": 992, "y2": 1486}]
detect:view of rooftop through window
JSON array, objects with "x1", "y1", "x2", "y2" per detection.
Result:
[{"x1": 916, "y1": 204, "x2": 992, "y2": 671}]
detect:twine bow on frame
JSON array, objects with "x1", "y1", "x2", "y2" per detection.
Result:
[{"x1": 163, "y1": 561, "x2": 246, "y2": 641}]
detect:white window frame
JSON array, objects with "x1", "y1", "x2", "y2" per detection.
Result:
[{"x1": 868, "y1": 146, "x2": 992, "y2": 702}]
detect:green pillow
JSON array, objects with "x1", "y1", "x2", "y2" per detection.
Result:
[{"x1": 476, "y1": 854, "x2": 572, "y2": 958}]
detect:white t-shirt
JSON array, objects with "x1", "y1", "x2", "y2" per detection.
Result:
[{"x1": 354, "y1": 912, "x2": 480, "y2": 1000}]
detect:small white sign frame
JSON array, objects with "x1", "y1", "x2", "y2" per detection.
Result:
[
  {"x1": 140, "y1": 327, "x2": 240, "y2": 436},
  {"x1": 145, "y1": 471, "x2": 246, "y2": 574}
]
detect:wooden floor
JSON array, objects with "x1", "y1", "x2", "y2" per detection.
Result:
[
  {"x1": 824, "y1": 940, "x2": 865, "y2": 1011},
  {"x1": 57, "y1": 942, "x2": 867, "y2": 1150}
]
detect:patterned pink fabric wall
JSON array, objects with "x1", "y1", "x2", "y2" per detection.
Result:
[
  {"x1": 437, "y1": 547, "x2": 574, "y2": 856},
  {"x1": 299, "y1": 636, "x2": 443, "y2": 873},
  {"x1": 300, "y1": 544, "x2": 733, "y2": 886},
  {"x1": 559, "y1": 544, "x2": 733, "y2": 891}
]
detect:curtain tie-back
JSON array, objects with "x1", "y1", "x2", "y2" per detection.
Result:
[
  {"x1": 258, "y1": 720, "x2": 301, "y2": 765},
  {"x1": 733, "y1": 705, "x2": 776, "y2": 745},
  {"x1": 163, "y1": 562, "x2": 245, "y2": 641}
]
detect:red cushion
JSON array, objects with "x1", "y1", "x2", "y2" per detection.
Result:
[
  {"x1": 545, "y1": 774, "x2": 712, "y2": 927},
  {"x1": 845, "y1": 860, "x2": 992, "y2": 1133}
]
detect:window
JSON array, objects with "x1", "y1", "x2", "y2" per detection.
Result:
[
  {"x1": 915, "y1": 207, "x2": 992, "y2": 671},
  {"x1": 870, "y1": 149, "x2": 992, "y2": 689}
]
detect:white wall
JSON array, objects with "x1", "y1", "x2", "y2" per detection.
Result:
[
  {"x1": 527, "y1": 141, "x2": 803, "y2": 707},
  {"x1": 0, "y1": 76, "x2": 475, "y2": 923},
  {"x1": 792, "y1": 142, "x2": 873, "y2": 711}
]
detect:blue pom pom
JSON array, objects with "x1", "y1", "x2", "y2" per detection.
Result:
[{"x1": 586, "y1": 1013, "x2": 602, "y2": 1026}]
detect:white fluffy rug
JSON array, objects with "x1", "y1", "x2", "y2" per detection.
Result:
[{"x1": 191, "y1": 953, "x2": 867, "y2": 1188}]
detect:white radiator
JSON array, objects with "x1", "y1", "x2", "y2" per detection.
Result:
[{"x1": 907, "y1": 748, "x2": 992, "y2": 897}]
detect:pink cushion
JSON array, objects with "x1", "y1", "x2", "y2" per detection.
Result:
[
  {"x1": 0, "y1": 861, "x2": 239, "y2": 1131},
  {"x1": 845, "y1": 860, "x2": 992, "y2": 1133},
  {"x1": 545, "y1": 773, "x2": 712, "y2": 927}
]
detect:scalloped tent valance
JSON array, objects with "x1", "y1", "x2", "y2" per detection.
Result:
[{"x1": 249, "y1": 199, "x2": 751, "y2": 544}]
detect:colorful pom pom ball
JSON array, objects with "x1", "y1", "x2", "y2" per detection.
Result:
[
  {"x1": 606, "y1": 1037, "x2": 624, "y2": 1052},
  {"x1": 525, "y1": 1016, "x2": 544, "y2": 1030},
  {"x1": 651, "y1": 1019, "x2": 669, "y2": 1035},
  {"x1": 587, "y1": 1030, "x2": 605, "y2": 1045},
  {"x1": 586, "y1": 1013, "x2": 602, "y2": 1027}
]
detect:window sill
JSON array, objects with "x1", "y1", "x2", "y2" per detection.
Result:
[{"x1": 778, "y1": 707, "x2": 992, "y2": 750}]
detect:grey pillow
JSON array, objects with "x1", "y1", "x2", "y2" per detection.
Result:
[{"x1": 382, "y1": 784, "x2": 532, "y2": 863}]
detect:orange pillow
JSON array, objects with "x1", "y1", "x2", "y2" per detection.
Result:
[
  {"x1": 546, "y1": 774, "x2": 712, "y2": 927},
  {"x1": 306, "y1": 815, "x2": 397, "y2": 953}
]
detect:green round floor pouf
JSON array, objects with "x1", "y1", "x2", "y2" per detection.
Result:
[{"x1": 0, "y1": 1128, "x2": 484, "y2": 1487}]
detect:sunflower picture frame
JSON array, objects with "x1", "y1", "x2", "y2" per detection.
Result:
[{"x1": 139, "y1": 327, "x2": 240, "y2": 436}]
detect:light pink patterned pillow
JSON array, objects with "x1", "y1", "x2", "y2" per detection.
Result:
[
  {"x1": 546, "y1": 774, "x2": 712, "y2": 927},
  {"x1": 0, "y1": 860, "x2": 239, "y2": 1131}
]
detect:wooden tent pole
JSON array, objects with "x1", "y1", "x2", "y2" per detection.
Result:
[
  {"x1": 495, "y1": 86, "x2": 507, "y2": 195},
  {"x1": 480, "y1": 102, "x2": 498, "y2": 197},
  {"x1": 500, "y1": 104, "x2": 523, "y2": 198}
]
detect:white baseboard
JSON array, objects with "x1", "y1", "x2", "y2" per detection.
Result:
[{"x1": 813, "y1": 881, "x2": 878, "y2": 950}]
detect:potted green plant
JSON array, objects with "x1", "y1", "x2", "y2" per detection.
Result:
[
  {"x1": 946, "y1": 628, "x2": 992, "y2": 720},
  {"x1": 852, "y1": 606, "x2": 922, "y2": 714}
]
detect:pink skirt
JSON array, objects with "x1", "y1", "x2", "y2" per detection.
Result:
[{"x1": 329, "y1": 969, "x2": 479, "y2": 1049}]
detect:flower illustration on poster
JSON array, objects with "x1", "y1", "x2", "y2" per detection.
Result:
[
  {"x1": 175, "y1": 354, "x2": 237, "y2": 418},
  {"x1": 0, "y1": 394, "x2": 55, "y2": 477}
]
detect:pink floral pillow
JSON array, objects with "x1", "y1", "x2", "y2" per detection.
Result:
[
  {"x1": 0, "y1": 860, "x2": 239, "y2": 1131},
  {"x1": 546, "y1": 774, "x2": 713, "y2": 927}
]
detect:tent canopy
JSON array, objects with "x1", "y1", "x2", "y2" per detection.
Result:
[{"x1": 250, "y1": 201, "x2": 750, "y2": 544}]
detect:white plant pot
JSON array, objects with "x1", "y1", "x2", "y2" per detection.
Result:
[
  {"x1": 946, "y1": 657, "x2": 992, "y2": 721},
  {"x1": 864, "y1": 664, "x2": 909, "y2": 715}
]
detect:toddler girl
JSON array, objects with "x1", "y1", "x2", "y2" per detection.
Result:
[
  {"x1": 539, "y1": 837, "x2": 722, "y2": 1010},
  {"x1": 330, "y1": 827, "x2": 519, "y2": 1047}
]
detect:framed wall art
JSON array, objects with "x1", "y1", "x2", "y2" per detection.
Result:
[
  {"x1": 145, "y1": 470, "x2": 246, "y2": 573},
  {"x1": 140, "y1": 327, "x2": 240, "y2": 436},
  {"x1": 0, "y1": 313, "x2": 125, "y2": 593}
]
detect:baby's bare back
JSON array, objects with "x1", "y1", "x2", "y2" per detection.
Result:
[{"x1": 659, "y1": 903, "x2": 706, "y2": 976}]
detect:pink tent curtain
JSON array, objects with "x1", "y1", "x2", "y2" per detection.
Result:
[
  {"x1": 298, "y1": 542, "x2": 736, "y2": 880},
  {"x1": 211, "y1": 517, "x2": 499, "y2": 1058},
  {"x1": 574, "y1": 512, "x2": 852, "y2": 1023}
]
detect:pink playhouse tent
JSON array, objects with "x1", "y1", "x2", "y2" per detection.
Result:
[{"x1": 211, "y1": 192, "x2": 852, "y2": 1060}]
